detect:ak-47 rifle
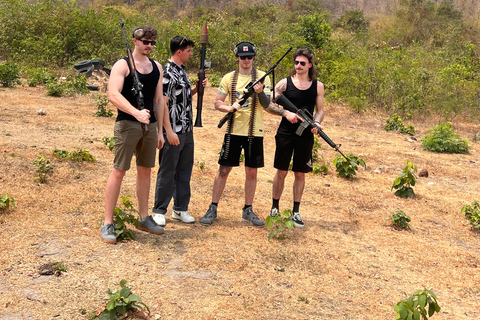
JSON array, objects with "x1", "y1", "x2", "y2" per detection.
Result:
[
  {"x1": 217, "y1": 47, "x2": 293, "y2": 129},
  {"x1": 119, "y1": 17, "x2": 148, "y2": 132},
  {"x1": 273, "y1": 94, "x2": 350, "y2": 162},
  {"x1": 194, "y1": 23, "x2": 208, "y2": 127}
]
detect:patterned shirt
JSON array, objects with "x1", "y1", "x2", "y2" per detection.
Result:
[{"x1": 163, "y1": 60, "x2": 193, "y2": 134}]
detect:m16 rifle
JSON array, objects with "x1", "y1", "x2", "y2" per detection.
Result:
[
  {"x1": 119, "y1": 17, "x2": 148, "y2": 132},
  {"x1": 217, "y1": 47, "x2": 293, "y2": 129},
  {"x1": 273, "y1": 94, "x2": 350, "y2": 162}
]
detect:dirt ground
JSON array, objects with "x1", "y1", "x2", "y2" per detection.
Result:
[{"x1": 0, "y1": 81, "x2": 479, "y2": 320}]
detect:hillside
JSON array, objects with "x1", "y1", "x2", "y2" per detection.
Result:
[{"x1": 0, "y1": 82, "x2": 479, "y2": 319}]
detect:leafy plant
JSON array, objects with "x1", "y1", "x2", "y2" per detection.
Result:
[
  {"x1": 46, "y1": 79, "x2": 65, "y2": 97},
  {"x1": 34, "y1": 155, "x2": 53, "y2": 183},
  {"x1": 199, "y1": 161, "x2": 206, "y2": 171},
  {"x1": 385, "y1": 113, "x2": 415, "y2": 135},
  {"x1": 0, "y1": 61, "x2": 21, "y2": 87},
  {"x1": 94, "y1": 95, "x2": 113, "y2": 117},
  {"x1": 0, "y1": 194, "x2": 15, "y2": 211},
  {"x1": 462, "y1": 200, "x2": 480, "y2": 229},
  {"x1": 312, "y1": 135, "x2": 322, "y2": 163},
  {"x1": 393, "y1": 289, "x2": 441, "y2": 320},
  {"x1": 52, "y1": 262, "x2": 67, "y2": 273},
  {"x1": 312, "y1": 163, "x2": 329, "y2": 176},
  {"x1": 102, "y1": 137, "x2": 115, "y2": 152},
  {"x1": 99, "y1": 279, "x2": 150, "y2": 320},
  {"x1": 421, "y1": 122, "x2": 469, "y2": 154},
  {"x1": 265, "y1": 209, "x2": 295, "y2": 240},
  {"x1": 333, "y1": 153, "x2": 366, "y2": 178},
  {"x1": 67, "y1": 148, "x2": 96, "y2": 162},
  {"x1": 24, "y1": 67, "x2": 54, "y2": 87},
  {"x1": 392, "y1": 159, "x2": 417, "y2": 198},
  {"x1": 113, "y1": 196, "x2": 140, "y2": 241},
  {"x1": 52, "y1": 148, "x2": 69, "y2": 159},
  {"x1": 386, "y1": 210, "x2": 411, "y2": 229}
]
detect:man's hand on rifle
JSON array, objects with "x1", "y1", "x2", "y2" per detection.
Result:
[
  {"x1": 134, "y1": 109, "x2": 151, "y2": 124},
  {"x1": 253, "y1": 81, "x2": 264, "y2": 94},
  {"x1": 311, "y1": 121, "x2": 324, "y2": 136},
  {"x1": 284, "y1": 110, "x2": 303, "y2": 124}
]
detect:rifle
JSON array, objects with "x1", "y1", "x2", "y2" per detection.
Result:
[
  {"x1": 194, "y1": 23, "x2": 208, "y2": 127},
  {"x1": 273, "y1": 94, "x2": 350, "y2": 162},
  {"x1": 119, "y1": 17, "x2": 148, "y2": 132},
  {"x1": 217, "y1": 47, "x2": 293, "y2": 129}
]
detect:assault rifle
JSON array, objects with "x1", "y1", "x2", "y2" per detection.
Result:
[
  {"x1": 273, "y1": 94, "x2": 350, "y2": 162},
  {"x1": 119, "y1": 17, "x2": 148, "y2": 132},
  {"x1": 217, "y1": 47, "x2": 293, "y2": 129}
]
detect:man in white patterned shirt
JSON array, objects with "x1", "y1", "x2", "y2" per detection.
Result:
[{"x1": 152, "y1": 35, "x2": 205, "y2": 226}]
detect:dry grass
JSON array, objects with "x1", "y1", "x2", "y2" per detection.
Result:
[{"x1": 0, "y1": 82, "x2": 479, "y2": 320}]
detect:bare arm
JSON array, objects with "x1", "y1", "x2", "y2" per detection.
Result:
[
  {"x1": 314, "y1": 81, "x2": 325, "y2": 124},
  {"x1": 153, "y1": 61, "x2": 165, "y2": 149},
  {"x1": 107, "y1": 59, "x2": 151, "y2": 124}
]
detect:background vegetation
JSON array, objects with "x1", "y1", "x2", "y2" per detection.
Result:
[{"x1": 1, "y1": 0, "x2": 479, "y2": 119}]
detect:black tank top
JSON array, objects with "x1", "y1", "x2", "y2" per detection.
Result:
[
  {"x1": 117, "y1": 57, "x2": 160, "y2": 123},
  {"x1": 277, "y1": 76, "x2": 317, "y2": 138}
]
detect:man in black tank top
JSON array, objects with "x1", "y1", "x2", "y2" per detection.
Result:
[
  {"x1": 269, "y1": 48, "x2": 325, "y2": 228},
  {"x1": 101, "y1": 25, "x2": 165, "y2": 243}
]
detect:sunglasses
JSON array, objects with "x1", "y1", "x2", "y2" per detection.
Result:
[
  {"x1": 239, "y1": 56, "x2": 254, "y2": 60},
  {"x1": 294, "y1": 60, "x2": 307, "y2": 66},
  {"x1": 179, "y1": 36, "x2": 188, "y2": 46},
  {"x1": 139, "y1": 39, "x2": 156, "y2": 46}
]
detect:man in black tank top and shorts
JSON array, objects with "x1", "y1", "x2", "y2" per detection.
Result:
[
  {"x1": 100, "y1": 25, "x2": 165, "y2": 243},
  {"x1": 269, "y1": 48, "x2": 325, "y2": 228}
]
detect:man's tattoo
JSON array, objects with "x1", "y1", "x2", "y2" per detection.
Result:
[{"x1": 266, "y1": 102, "x2": 286, "y2": 116}]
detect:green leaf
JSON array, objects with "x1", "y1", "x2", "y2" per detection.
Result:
[
  {"x1": 128, "y1": 294, "x2": 142, "y2": 302},
  {"x1": 106, "y1": 300, "x2": 115, "y2": 311},
  {"x1": 120, "y1": 279, "x2": 127, "y2": 288}
]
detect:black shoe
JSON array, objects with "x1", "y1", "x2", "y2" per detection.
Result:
[{"x1": 292, "y1": 212, "x2": 305, "y2": 228}]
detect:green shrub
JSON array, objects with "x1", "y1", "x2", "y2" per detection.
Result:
[
  {"x1": 46, "y1": 79, "x2": 65, "y2": 97},
  {"x1": 0, "y1": 61, "x2": 21, "y2": 87},
  {"x1": 52, "y1": 148, "x2": 69, "y2": 159},
  {"x1": 265, "y1": 209, "x2": 295, "y2": 240},
  {"x1": 94, "y1": 95, "x2": 113, "y2": 117},
  {"x1": 102, "y1": 137, "x2": 115, "y2": 152},
  {"x1": 386, "y1": 210, "x2": 411, "y2": 229},
  {"x1": 312, "y1": 163, "x2": 329, "y2": 176},
  {"x1": 333, "y1": 153, "x2": 366, "y2": 178},
  {"x1": 335, "y1": 10, "x2": 369, "y2": 33},
  {"x1": 422, "y1": 122, "x2": 469, "y2": 154},
  {"x1": 113, "y1": 196, "x2": 140, "y2": 241},
  {"x1": 99, "y1": 279, "x2": 150, "y2": 320},
  {"x1": 393, "y1": 289, "x2": 441, "y2": 320},
  {"x1": 385, "y1": 113, "x2": 415, "y2": 135},
  {"x1": 462, "y1": 200, "x2": 480, "y2": 229},
  {"x1": 34, "y1": 155, "x2": 53, "y2": 183},
  {"x1": 392, "y1": 159, "x2": 417, "y2": 198},
  {"x1": 67, "y1": 148, "x2": 96, "y2": 162},
  {"x1": 0, "y1": 194, "x2": 15, "y2": 211},
  {"x1": 24, "y1": 67, "x2": 54, "y2": 87},
  {"x1": 64, "y1": 73, "x2": 89, "y2": 96}
]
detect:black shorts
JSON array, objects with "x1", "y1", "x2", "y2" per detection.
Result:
[
  {"x1": 274, "y1": 133, "x2": 313, "y2": 173},
  {"x1": 218, "y1": 134, "x2": 264, "y2": 168}
]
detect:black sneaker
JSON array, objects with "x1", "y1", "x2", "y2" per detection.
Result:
[
  {"x1": 292, "y1": 212, "x2": 305, "y2": 228},
  {"x1": 200, "y1": 204, "x2": 217, "y2": 226},
  {"x1": 242, "y1": 207, "x2": 265, "y2": 227}
]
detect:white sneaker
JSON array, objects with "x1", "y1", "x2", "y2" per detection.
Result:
[
  {"x1": 152, "y1": 213, "x2": 166, "y2": 227},
  {"x1": 172, "y1": 210, "x2": 195, "y2": 223}
]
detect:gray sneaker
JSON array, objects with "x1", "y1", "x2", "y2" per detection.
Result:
[
  {"x1": 100, "y1": 223, "x2": 116, "y2": 243},
  {"x1": 200, "y1": 205, "x2": 217, "y2": 226},
  {"x1": 137, "y1": 215, "x2": 164, "y2": 235},
  {"x1": 242, "y1": 207, "x2": 265, "y2": 227}
]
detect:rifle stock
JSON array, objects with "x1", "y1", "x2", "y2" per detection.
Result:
[
  {"x1": 273, "y1": 94, "x2": 350, "y2": 162},
  {"x1": 119, "y1": 18, "x2": 148, "y2": 132},
  {"x1": 217, "y1": 47, "x2": 293, "y2": 129}
]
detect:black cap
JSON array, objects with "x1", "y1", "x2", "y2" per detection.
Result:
[{"x1": 235, "y1": 42, "x2": 256, "y2": 56}]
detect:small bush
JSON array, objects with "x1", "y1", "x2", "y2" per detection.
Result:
[
  {"x1": 102, "y1": 137, "x2": 115, "y2": 152},
  {"x1": 52, "y1": 148, "x2": 69, "y2": 159},
  {"x1": 94, "y1": 95, "x2": 113, "y2": 117},
  {"x1": 99, "y1": 279, "x2": 150, "y2": 320},
  {"x1": 333, "y1": 153, "x2": 366, "y2": 178},
  {"x1": 34, "y1": 155, "x2": 53, "y2": 183},
  {"x1": 386, "y1": 210, "x2": 411, "y2": 229},
  {"x1": 24, "y1": 67, "x2": 54, "y2": 87},
  {"x1": 265, "y1": 209, "x2": 295, "y2": 240},
  {"x1": 462, "y1": 200, "x2": 480, "y2": 229},
  {"x1": 312, "y1": 163, "x2": 329, "y2": 176},
  {"x1": 421, "y1": 122, "x2": 469, "y2": 154},
  {"x1": 312, "y1": 135, "x2": 322, "y2": 163},
  {"x1": 46, "y1": 74, "x2": 89, "y2": 97},
  {"x1": 0, "y1": 194, "x2": 15, "y2": 211},
  {"x1": 46, "y1": 79, "x2": 65, "y2": 97},
  {"x1": 68, "y1": 148, "x2": 96, "y2": 162},
  {"x1": 0, "y1": 61, "x2": 21, "y2": 87},
  {"x1": 392, "y1": 159, "x2": 417, "y2": 198},
  {"x1": 113, "y1": 196, "x2": 140, "y2": 241},
  {"x1": 393, "y1": 289, "x2": 441, "y2": 320},
  {"x1": 384, "y1": 113, "x2": 415, "y2": 135}
]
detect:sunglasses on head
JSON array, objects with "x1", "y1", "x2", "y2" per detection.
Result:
[
  {"x1": 294, "y1": 60, "x2": 307, "y2": 66},
  {"x1": 139, "y1": 39, "x2": 156, "y2": 46},
  {"x1": 179, "y1": 36, "x2": 188, "y2": 46},
  {"x1": 239, "y1": 56, "x2": 254, "y2": 60}
]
